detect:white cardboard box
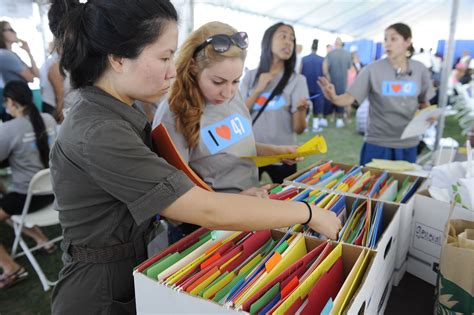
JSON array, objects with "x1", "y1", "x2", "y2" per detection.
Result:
[
  {"x1": 284, "y1": 161, "x2": 423, "y2": 285},
  {"x1": 365, "y1": 264, "x2": 393, "y2": 314},
  {"x1": 406, "y1": 190, "x2": 474, "y2": 285},
  {"x1": 299, "y1": 195, "x2": 400, "y2": 292},
  {"x1": 134, "y1": 230, "x2": 376, "y2": 315},
  {"x1": 344, "y1": 242, "x2": 394, "y2": 315},
  {"x1": 392, "y1": 260, "x2": 407, "y2": 287}
]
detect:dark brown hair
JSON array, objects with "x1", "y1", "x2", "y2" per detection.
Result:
[
  {"x1": 0, "y1": 21, "x2": 10, "y2": 49},
  {"x1": 386, "y1": 23, "x2": 415, "y2": 58}
]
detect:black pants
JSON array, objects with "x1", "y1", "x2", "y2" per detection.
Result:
[
  {"x1": 258, "y1": 164, "x2": 297, "y2": 184},
  {"x1": 0, "y1": 192, "x2": 54, "y2": 215}
]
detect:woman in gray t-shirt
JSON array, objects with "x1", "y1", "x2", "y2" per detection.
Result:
[
  {"x1": 318, "y1": 23, "x2": 435, "y2": 165},
  {"x1": 240, "y1": 22, "x2": 310, "y2": 183},
  {"x1": 156, "y1": 22, "x2": 299, "y2": 197},
  {"x1": 0, "y1": 81, "x2": 57, "y2": 284},
  {"x1": 0, "y1": 21, "x2": 39, "y2": 85}
]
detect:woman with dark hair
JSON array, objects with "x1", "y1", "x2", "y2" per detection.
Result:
[
  {"x1": 319, "y1": 23, "x2": 435, "y2": 165},
  {"x1": 48, "y1": 1, "x2": 340, "y2": 313},
  {"x1": 0, "y1": 80, "x2": 57, "y2": 287},
  {"x1": 240, "y1": 22, "x2": 310, "y2": 183},
  {"x1": 0, "y1": 21, "x2": 39, "y2": 84},
  {"x1": 0, "y1": 21, "x2": 39, "y2": 121}
]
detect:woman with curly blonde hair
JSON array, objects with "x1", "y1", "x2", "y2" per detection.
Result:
[{"x1": 154, "y1": 21, "x2": 299, "y2": 197}]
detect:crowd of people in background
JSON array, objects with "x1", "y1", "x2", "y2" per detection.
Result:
[{"x1": 0, "y1": 2, "x2": 472, "y2": 303}]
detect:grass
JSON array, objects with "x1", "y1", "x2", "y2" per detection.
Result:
[{"x1": 0, "y1": 115, "x2": 465, "y2": 314}]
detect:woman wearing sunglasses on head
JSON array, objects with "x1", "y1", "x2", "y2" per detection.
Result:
[
  {"x1": 48, "y1": 1, "x2": 341, "y2": 313},
  {"x1": 318, "y1": 23, "x2": 435, "y2": 165},
  {"x1": 240, "y1": 22, "x2": 311, "y2": 184},
  {"x1": 154, "y1": 21, "x2": 300, "y2": 199}
]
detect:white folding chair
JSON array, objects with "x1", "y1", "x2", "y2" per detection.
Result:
[{"x1": 10, "y1": 168, "x2": 63, "y2": 291}]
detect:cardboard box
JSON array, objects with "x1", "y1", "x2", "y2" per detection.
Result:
[
  {"x1": 407, "y1": 190, "x2": 474, "y2": 285},
  {"x1": 134, "y1": 230, "x2": 376, "y2": 314},
  {"x1": 371, "y1": 269, "x2": 393, "y2": 314},
  {"x1": 296, "y1": 195, "x2": 399, "y2": 287},
  {"x1": 344, "y1": 241, "x2": 394, "y2": 315},
  {"x1": 285, "y1": 161, "x2": 424, "y2": 284},
  {"x1": 391, "y1": 260, "x2": 407, "y2": 286}
]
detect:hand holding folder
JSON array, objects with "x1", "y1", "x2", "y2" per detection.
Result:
[
  {"x1": 401, "y1": 105, "x2": 444, "y2": 139},
  {"x1": 244, "y1": 135, "x2": 327, "y2": 167}
]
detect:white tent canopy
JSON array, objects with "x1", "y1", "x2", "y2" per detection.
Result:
[{"x1": 189, "y1": 0, "x2": 473, "y2": 43}]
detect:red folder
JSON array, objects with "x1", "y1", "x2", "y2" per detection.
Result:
[
  {"x1": 152, "y1": 124, "x2": 213, "y2": 191},
  {"x1": 300, "y1": 257, "x2": 344, "y2": 315},
  {"x1": 284, "y1": 297, "x2": 304, "y2": 315}
]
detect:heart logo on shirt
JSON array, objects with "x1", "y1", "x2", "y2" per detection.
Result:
[
  {"x1": 215, "y1": 125, "x2": 231, "y2": 140},
  {"x1": 391, "y1": 84, "x2": 402, "y2": 92},
  {"x1": 255, "y1": 95, "x2": 267, "y2": 106}
]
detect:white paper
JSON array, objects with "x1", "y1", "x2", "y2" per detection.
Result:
[{"x1": 401, "y1": 107, "x2": 445, "y2": 139}]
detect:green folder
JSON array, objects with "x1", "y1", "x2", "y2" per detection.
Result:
[
  {"x1": 145, "y1": 232, "x2": 212, "y2": 279},
  {"x1": 249, "y1": 282, "x2": 280, "y2": 314},
  {"x1": 146, "y1": 252, "x2": 181, "y2": 279},
  {"x1": 275, "y1": 240, "x2": 289, "y2": 254},
  {"x1": 270, "y1": 185, "x2": 284, "y2": 194}
]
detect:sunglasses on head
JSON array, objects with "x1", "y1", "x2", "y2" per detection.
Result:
[
  {"x1": 193, "y1": 32, "x2": 248, "y2": 58},
  {"x1": 2, "y1": 28, "x2": 15, "y2": 33}
]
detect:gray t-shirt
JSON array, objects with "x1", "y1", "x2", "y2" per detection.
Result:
[
  {"x1": 240, "y1": 69, "x2": 309, "y2": 146},
  {"x1": 0, "y1": 49, "x2": 27, "y2": 86},
  {"x1": 326, "y1": 48, "x2": 352, "y2": 94},
  {"x1": 153, "y1": 92, "x2": 258, "y2": 193},
  {"x1": 348, "y1": 58, "x2": 436, "y2": 148},
  {"x1": 0, "y1": 114, "x2": 57, "y2": 193}
]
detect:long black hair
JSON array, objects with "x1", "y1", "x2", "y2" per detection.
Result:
[
  {"x1": 3, "y1": 81, "x2": 50, "y2": 168},
  {"x1": 253, "y1": 22, "x2": 297, "y2": 96},
  {"x1": 48, "y1": 0, "x2": 178, "y2": 89}
]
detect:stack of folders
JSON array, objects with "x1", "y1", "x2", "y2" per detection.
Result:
[
  {"x1": 142, "y1": 228, "x2": 372, "y2": 315},
  {"x1": 291, "y1": 161, "x2": 421, "y2": 203},
  {"x1": 269, "y1": 185, "x2": 384, "y2": 249}
]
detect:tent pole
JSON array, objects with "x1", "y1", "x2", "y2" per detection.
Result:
[{"x1": 434, "y1": 0, "x2": 459, "y2": 152}]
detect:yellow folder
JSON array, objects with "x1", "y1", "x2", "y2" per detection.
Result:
[
  {"x1": 243, "y1": 135, "x2": 327, "y2": 167},
  {"x1": 331, "y1": 249, "x2": 371, "y2": 315}
]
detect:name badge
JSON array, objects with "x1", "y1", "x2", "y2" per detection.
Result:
[
  {"x1": 201, "y1": 113, "x2": 252, "y2": 154},
  {"x1": 381, "y1": 80, "x2": 417, "y2": 96},
  {"x1": 251, "y1": 92, "x2": 286, "y2": 111}
]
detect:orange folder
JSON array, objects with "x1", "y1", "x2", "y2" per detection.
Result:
[{"x1": 151, "y1": 124, "x2": 213, "y2": 191}]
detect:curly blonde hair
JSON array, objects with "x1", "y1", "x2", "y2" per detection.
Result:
[{"x1": 169, "y1": 21, "x2": 247, "y2": 148}]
